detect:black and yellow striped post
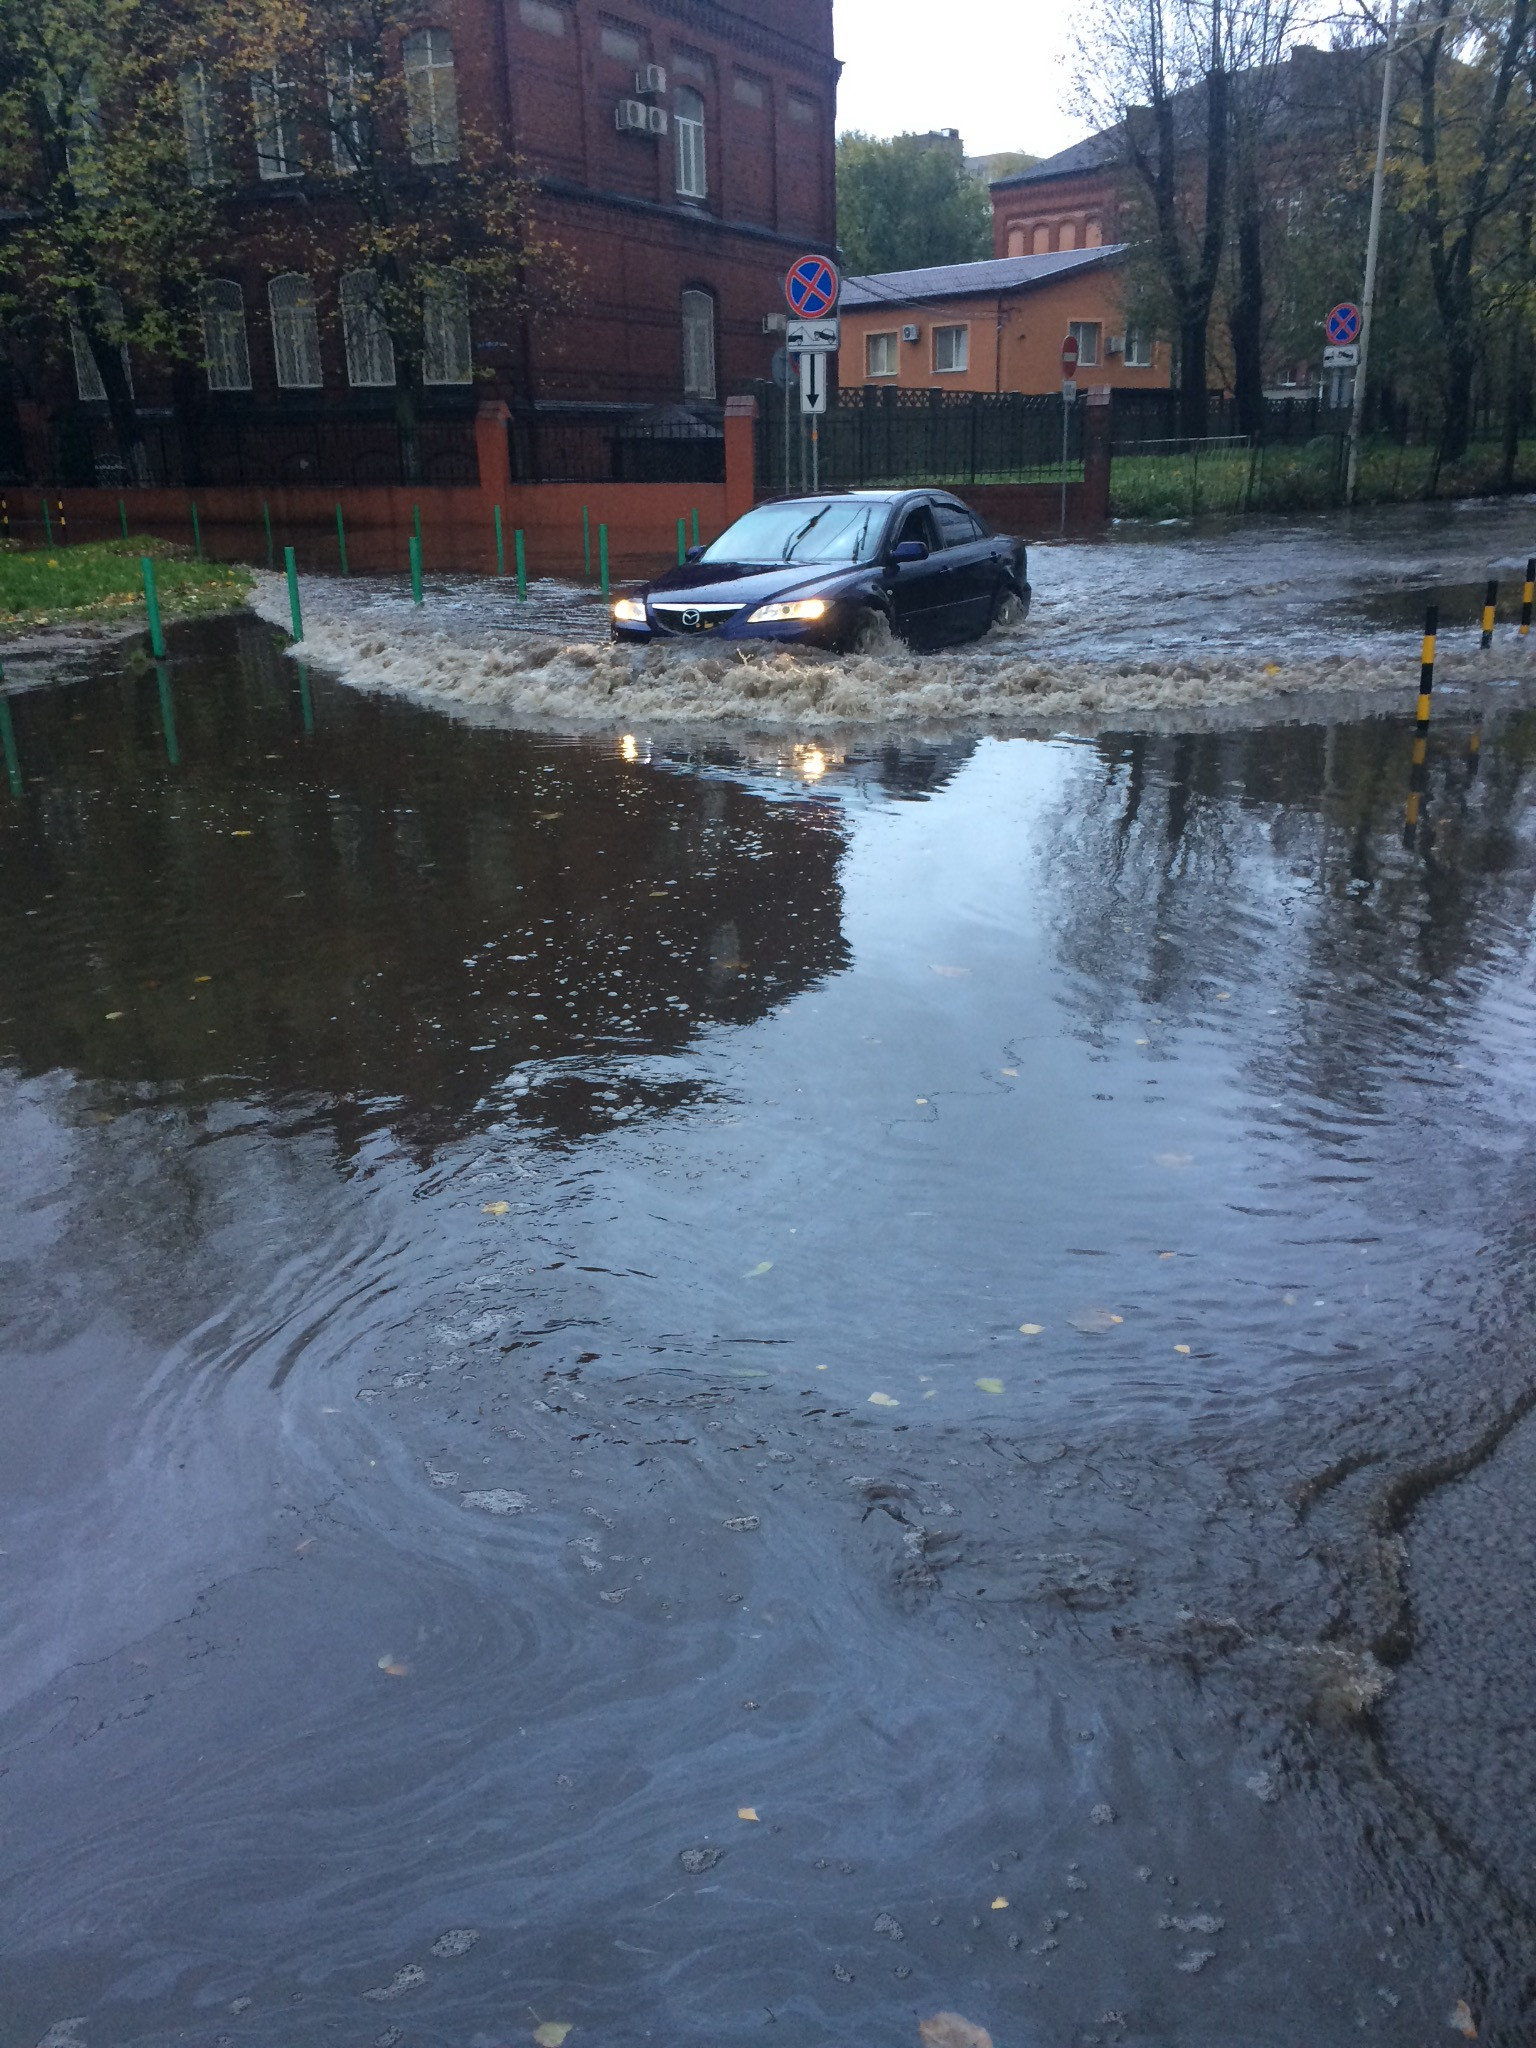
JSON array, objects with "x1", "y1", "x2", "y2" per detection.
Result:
[
  {"x1": 1404, "y1": 603, "x2": 1437, "y2": 846},
  {"x1": 1480, "y1": 577, "x2": 1498, "y2": 649},
  {"x1": 1521, "y1": 556, "x2": 1534, "y2": 637}
]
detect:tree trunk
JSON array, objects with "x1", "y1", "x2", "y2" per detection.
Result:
[
  {"x1": 1179, "y1": 313, "x2": 1210, "y2": 438},
  {"x1": 1229, "y1": 192, "x2": 1265, "y2": 437},
  {"x1": 1439, "y1": 328, "x2": 1476, "y2": 466},
  {"x1": 395, "y1": 378, "x2": 422, "y2": 485},
  {"x1": 1502, "y1": 199, "x2": 1532, "y2": 489}
]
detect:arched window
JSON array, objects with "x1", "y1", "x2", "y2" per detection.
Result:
[
  {"x1": 71, "y1": 289, "x2": 132, "y2": 402},
  {"x1": 1031, "y1": 223, "x2": 1050, "y2": 255},
  {"x1": 201, "y1": 280, "x2": 252, "y2": 391},
  {"x1": 675, "y1": 86, "x2": 707, "y2": 199},
  {"x1": 1007, "y1": 226, "x2": 1025, "y2": 258},
  {"x1": 268, "y1": 274, "x2": 322, "y2": 387},
  {"x1": 404, "y1": 29, "x2": 459, "y2": 164},
  {"x1": 422, "y1": 269, "x2": 471, "y2": 383},
  {"x1": 179, "y1": 63, "x2": 223, "y2": 185},
  {"x1": 1085, "y1": 219, "x2": 1103, "y2": 248},
  {"x1": 681, "y1": 288, "x2": 715, "y2": 399},
  {"x1": 1057, "y1": 221, "x2": 1077, "y2": 251},
  {"x1": 341, "y1": 270, "x2": 396, "y2": 386}
]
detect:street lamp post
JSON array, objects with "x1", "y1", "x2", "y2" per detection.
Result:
[{"x1": 1346, "y1": 0, "x2": 1401, "y2": 504}]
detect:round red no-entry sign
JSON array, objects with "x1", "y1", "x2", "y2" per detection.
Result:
[{"x1": 1061, "y1": 333, "x2": 1080, "y2": 373}]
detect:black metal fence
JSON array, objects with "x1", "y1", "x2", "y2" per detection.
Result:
[
  {"x1": 52, "y1": 408, "x2": 480, "y2": 489},
  {"x1": 753, "y1": 384, "x2": 1081, "y2": 495},
  {"x1": 507, "y1": 406, "x2": 724, "y2": 486},
  {"x1": 1108, "y1": 388, "x2": 1356, "y2": 449}
]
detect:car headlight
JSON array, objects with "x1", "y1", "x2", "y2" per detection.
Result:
[
  {"x1": 611, "y1": 597, "x2": 647, "y2": 624},
  {"x1": 746, "y1": 597, "x2": 829, "y2": 624}
]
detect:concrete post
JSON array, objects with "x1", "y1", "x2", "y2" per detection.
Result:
[
  {"x1": 724, "y1": 395, "x2": 758, "y2": 524},
  {"x1": 1081, "y1": 386, "x2": 1112, "y2": 531}
]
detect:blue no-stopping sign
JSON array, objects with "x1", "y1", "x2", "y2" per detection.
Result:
[
  {"x1": 785, "y1": 255, "x2": 839, "y2": 319},
  {"x1": 1326, "y1": 302, "x2": 1362, "y2": 346}
]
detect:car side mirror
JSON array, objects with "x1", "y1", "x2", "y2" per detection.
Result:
[
  {"x1": 891, "y1": 539, "x2": 929, "y2": 563},
  {"x1": 685, "y1": 543, "x2": 706, "y2": 562}
]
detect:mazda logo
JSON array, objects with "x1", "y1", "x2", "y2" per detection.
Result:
[{"x1": 681, "y1": 608, "x2": 702, "y2": 629}]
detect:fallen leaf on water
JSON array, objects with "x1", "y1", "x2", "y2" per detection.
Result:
[
  {"x1": 990, "y1": 1895, "x2": 1009, "y2": 1909},
  {"x1": 377, "y1": 1655, "x2": 409, "y2": 1677},
  {"x1": 738, "y1": 1806, "x2": 759, "y2": 1821},
  {"x1": 482, "y1": 1201, "x2": 510, "y2": 1216},
  {"x1": 975, "y1": 1378, "x2": 1005, "y2": 1395},
  {"x1": 533, "y1": 2026, "x2": 573, "y2": 2048},
  {"x1": 915, "y1": 1097, "x2": 928, "y2": 1105},
  {"x1": 1174, "y1": 1343, "x2": 1191, "y2": 1355},
  {"x1": 1264, "y1": 662, "x2": 1281, "y2": 674},
  {"x1": 919, "y1": 2015, "x2": 993, "y2": 2048},
  {"x1": 930, "y1": 964, "x2": 971, "y2": 978},
  {"x1": 231, "y1": 830, "x2": 252, "y2": 838},
  {"x1": 868, "y1": 1392, "x2": 900, "y2": 1407},
  {"x1": 104, "y1": 1011, "x2": 124, "y2": 1020},
  {"x1": 1069, "y1": 1308, "x2": 1123, "y2": 1334},
  {"x1": 1018, "y1": 1322, "x2": 1043, "y2": 1335},
  {"x1": 744, "y1": 1261, "x2": 773, "y2": 1278},
  {"x1": 1450, "y1": 2001, "x2": 1477, "y2": 2039}
]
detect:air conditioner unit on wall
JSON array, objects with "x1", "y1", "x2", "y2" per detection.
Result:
[
  {"x1": 635, "y1": 64, "x2": 666, "y2": 95},
  {"x1": 1106, "y1": 335, "x2": 1126, "y2": 355},
  {"x1": 615, "y1": 98, "x2": 650, "y2": 132},
  {"x1": 646, "y1": 104, "x2": 669, "y2": 135},
  {"x1": 901, "y1": 324, "x2": 920, "y2": 343}
]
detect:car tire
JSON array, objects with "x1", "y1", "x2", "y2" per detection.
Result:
[
  {"x1": 845, "y1": 606, "x2": 889, "y2": 655},
  {"x1": 990, "y1": 584, "x2": 1027, "y2": 631}
]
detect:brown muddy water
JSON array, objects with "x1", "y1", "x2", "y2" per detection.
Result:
[{"x1": 6, "y1": 506, "x2": 1536, "y2": 2048}]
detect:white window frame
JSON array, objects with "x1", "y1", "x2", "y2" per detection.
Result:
[
  {"x1": 933, "y1": 324, "x2": 968, "y2": 374},
  {"x1": 674, "y1": 85, "x2": 707, "y2": 199},
  {"x1": 252, "y1": 64, "x2": 301, "y2": 180},
  {"x1": 341, "y1": 270, "x2": 396, "y2": 387},
  {"x1": 326, "y1": 42, "x2": 370, "y2": 173},
  {"x1": 1068, "y1": 319, "x2": 1100, "y2": 368},
  {"x1": 71, "y1": 290, "x2": 132, "y2": 403},
  {"x1": 179, "y1": 63, "x2": 222, "y2": 186},
  {"x1": 404, "y1": 28, "x2": 459, "y2": 165},
  {"x1": 201, "y1": 280, "x2": 252, "y2": 391},
  {"x1": 681, "y1": 288, "x2": 715, "y2": 399},
  {"x1": 422, "y1": 269, "x2": 472, "y2": 384},
  {"x1": 1123, "y1": 327, "x2": 1153, "y2": 369},
  {"x1": 268, "y1": 273, "x2": 323, "y2": 388},
  {"x1": 865, "y1": 331, "x2": 897, "y2": 378}
]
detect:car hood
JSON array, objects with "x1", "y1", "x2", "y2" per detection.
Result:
[{"x1": 644, "y1": 561, "x2": 870, "y2": 607}]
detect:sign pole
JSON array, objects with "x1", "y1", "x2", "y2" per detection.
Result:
[
  {"x1": 1058, "y1": 334, "x2": 1080, "y2": 536},
  {"x1": 1347, "y1": 0, "x2": 1399, "y2": 506},
  {"x1": 785, "y1": 360, "x2": 792, "y2": 492}
]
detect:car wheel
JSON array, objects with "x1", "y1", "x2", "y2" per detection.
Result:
[
  {"x1": 845, "y1": 606, "x2": 890, "y2": 655},
  {"x1": 990, "y1": 584, "x2": 1027, "y2": 631}
]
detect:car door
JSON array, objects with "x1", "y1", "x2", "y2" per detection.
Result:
[
  {"x1": 932, "y1": 500, "x2": 998, "y2": 638},
  {"x1": 884, "y1": 502, "x2": 953, "y2": 646}
]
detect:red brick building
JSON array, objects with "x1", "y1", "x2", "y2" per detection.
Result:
[{"x1": 3, "y1": 0, "x2": 838, "y2": 486}]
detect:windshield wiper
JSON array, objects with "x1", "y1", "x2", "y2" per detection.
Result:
[{"x1": 781, "y1": 507, "x2": 832, "y2": 559}]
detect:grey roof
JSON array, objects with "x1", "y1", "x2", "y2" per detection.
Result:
[
  {"x1": 839, "y1": 245, "x2": 1125, "y2": 310},
  {"x1": 990, "y1": 131, "x2": 1121, "y2": 191}
]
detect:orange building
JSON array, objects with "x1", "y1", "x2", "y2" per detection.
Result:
[{"x1": 837, "y1": 249, "x2": 1170, "y2": 395}]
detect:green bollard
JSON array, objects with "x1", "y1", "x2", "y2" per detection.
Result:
[
  {"x1": 190, "y1": 500, "x2": 202, "y2": 560},
  {"x1": 691, "y1": 507, "x2": 699, "y2": 549},
  {"x1": 582, "y1": 505, "x2": 592, "y2": 582},
  {"x1": 599, "y1": 523, "x2": 609, "y2": 598},
  {"x1": 335, "y1": 501, "x2": 349, "y2": 577},
  {"x1": 515, "y1": 528, "x2": 527, "y2": 601},
  {"x1": 677, "y1": 516, "x2": 686, "y2": 565},
  {"x1": 42, "y1": 497, "x2": 53, "y2": 545},
  {"x1": 409, "y1": 534, "x2": 423, "y2": 606},
  {"x1": 118, "y1": 496, "x2": 129, "y2": 541},
  {"x1": 262, "y1": 500, "x2": 274, "y2": 569},
  {"x1": 494, "y1": 504, "x2": 505, "y2": 577},
  {"x1": 155, "y1": 661, "x2": 180, "y2": 767},
  {"x1": 0, "y1": 686, "x2": 21, "y2": 800},
  {"x1": 140, "y1": 555, "x2": 166, "y2": 658},
  {"x1": 297, "y1": 660, "x2": 314, "y2": 736},
  {"x1": 285, "y1": 544, "x2": 303, "y2": 640}
]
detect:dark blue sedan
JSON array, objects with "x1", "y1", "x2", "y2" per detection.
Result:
[{"x1": 609, "y1": 490, "x2": 1030, "y2": 653}]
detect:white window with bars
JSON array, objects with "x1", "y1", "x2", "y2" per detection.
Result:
[
  {"x1": 933, "y1": 324, "x2": 968, "y2": 374},
  {"x1": 404, "y1": 29, "x2": 459, "y2": 165},
  {"x1": 866, "y1": 331, "x2": 897, "y2": 377},
  {"x1": 674, "y1": 85, "x2": 706, "y2": 199},
  {"x1": 251, "y1": 64, "x2": 301, "y2": 179},
  {"x1": 1067, "y1": 319, "x2": 1100, "y2": 367},
  {"x1": 179, "y1": 63, "x2": 223, "y2": 185},
  {"x1": 201, "y1": 281, "x2": 252, "y2": 390},
  {"x1": 341, "y1": 270, "x2": 396, "y2": 386},
  {"x1": 681, "y1": 288, "x2": 715, "y2": 399},
  {"x1": 326, "y1": 42, "x2": 369, "y2": 172},
  {"x1": 268, "y1": 273, "x2": 323, "y2": 387},
  {"x1": 422, "y1": 270, "x2": 472, "y2": 383},
  {"x1": 71, "y1": 289, "x2": 132, "y2": 402}
]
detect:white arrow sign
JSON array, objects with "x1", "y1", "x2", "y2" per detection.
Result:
[
  {"x1": 787, "y1": 318, "x2": 840, "y2": 354},
  {"x1": 800, "y1": 350, "x2": 828, "y2": 414}
]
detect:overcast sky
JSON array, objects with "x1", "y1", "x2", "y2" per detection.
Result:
[{"x1": 833, "y1": 0, "x2": 1088, "y2": 159}]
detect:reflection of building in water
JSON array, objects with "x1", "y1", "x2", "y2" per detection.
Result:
[{"x1": 0, "y1": 621, "x2": 851, "y2": 1151}]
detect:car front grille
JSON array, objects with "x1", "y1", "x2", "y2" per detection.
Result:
[{"x1": 650, "y1": 603, "x2": 743, "y2": 634}]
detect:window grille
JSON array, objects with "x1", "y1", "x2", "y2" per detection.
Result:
[
  {"x1": 269, "y1": 273, "x2": 323, "y2": 387},
  {"x1": 404, "y1": 29, "x2": 459, "y2": 165},
  {"x1": 201, "y1": 280, "x2": 252, "y2": 391}
]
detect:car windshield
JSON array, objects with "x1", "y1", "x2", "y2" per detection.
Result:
[{"x1": 699, "y1": 499, "x2": 886, "y2": 566}]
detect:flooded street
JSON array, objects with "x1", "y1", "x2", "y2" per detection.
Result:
[{"x1": 6, "y1": 505, "x2": 1536, "y2": 2047}]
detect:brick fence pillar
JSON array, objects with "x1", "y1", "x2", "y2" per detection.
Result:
[
  {"x1": 475, "y1": 399, "x2": 511, "y2": 501},
  {"x1": 724, "y1": 394, "x2": 757, "y2": 525},
  {"x1": 1081, "y1": 385, "x2": 1112, "y2": 530}
]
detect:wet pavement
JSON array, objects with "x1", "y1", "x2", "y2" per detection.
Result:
[{"x1": 5, "y1": 508, "x2": 1536, "y2": 2047}]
